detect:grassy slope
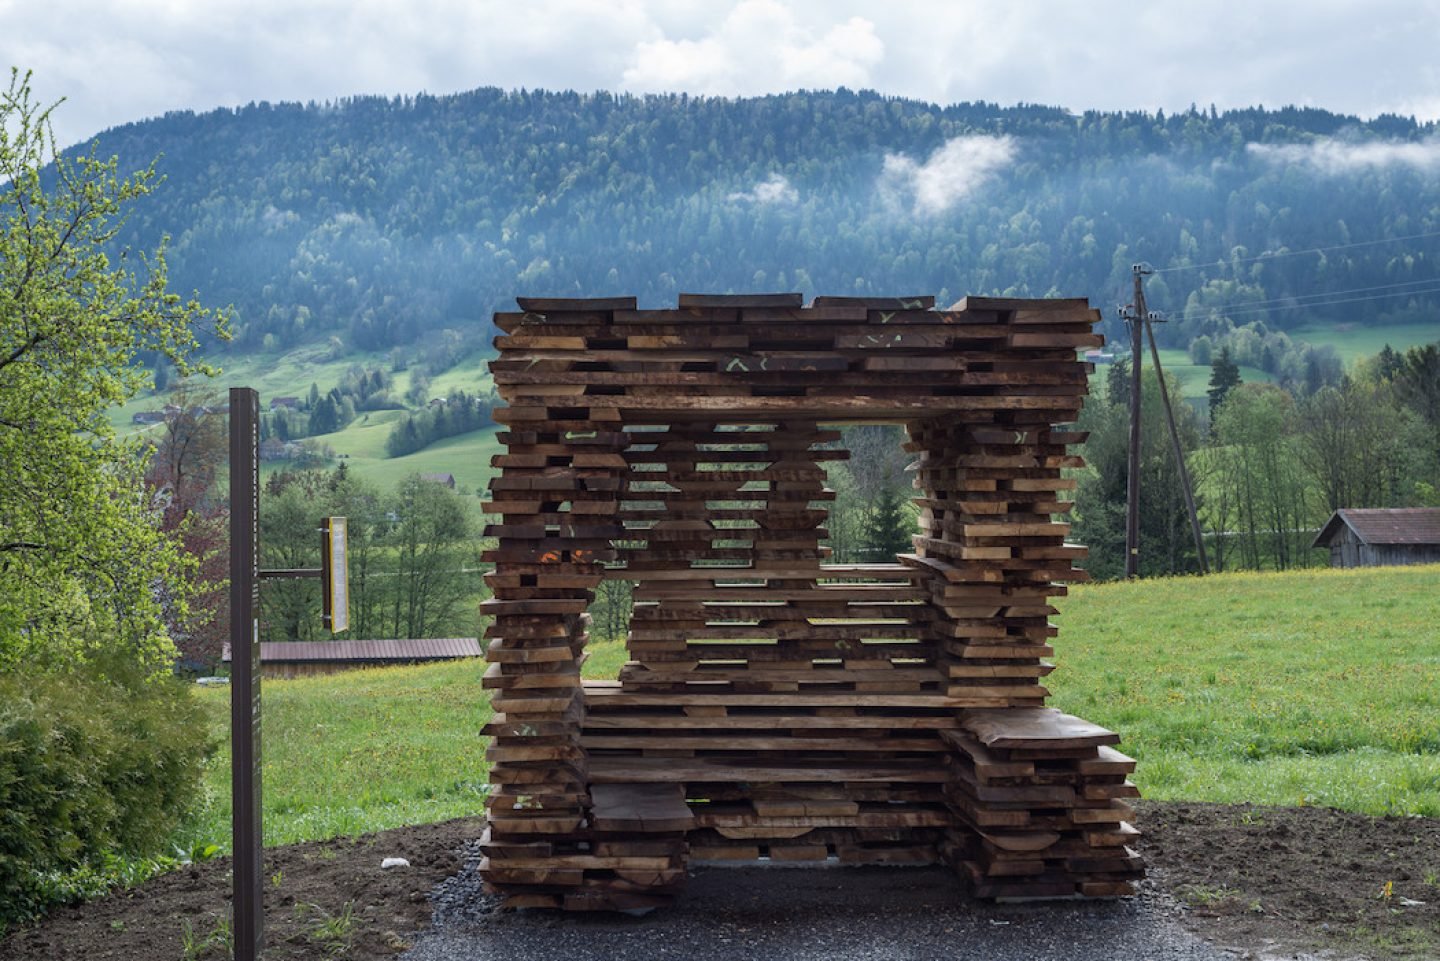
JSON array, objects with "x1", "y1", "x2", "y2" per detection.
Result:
[
  {"x1": 118, "y1": 318, "x2": 1435, "y2": 485},
  {"x1": 180, "y1": 564, "x2": 1440, "y2": 853},
  {"x1": 302, "y1": 414, "x2": 502, "y2": 493},
  {"x1": 1147, "y1": 318, "x2": 1439, "y2": 402},
  {"x1": 1152, "y1": 349, "x2": 1271, "y2": 401},
  {"x1": 114, "y1": 340, "x2": 501, "y2": 496},
  {"x1": 107, "y1": 345, "x2": 385, "y2": 435}
]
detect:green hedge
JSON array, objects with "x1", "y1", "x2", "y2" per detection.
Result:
[{"x1": 0, "y1": 667, "x2": 213, "y2": 930}]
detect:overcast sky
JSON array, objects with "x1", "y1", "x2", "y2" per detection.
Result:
[{"x1": 5, "y1": 0, "x2": 1440, "y2": 149}]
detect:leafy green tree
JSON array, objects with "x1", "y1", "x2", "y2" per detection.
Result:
[
  {"x1": 260, "y1": 466, "x2": 480, "y2": 640},
  {"x1": 590, "y1": 578, "x2": 634, "y2": 644},
  {"x1": 0, "y1": 72, "x2": 219, "y2": 924},
  {"x1": 1295, "y1": 379, "x2": 1419, "y2": 513},
  {"x1": 821, "y1": 458, "x2": 864, "y2": 563},
  {"x1": 1211, "y1": 383, "x2": 1318, "y2": 569},
  {"x1": 386, "y1": 474, "x2": 477, "y2": 638},
  {"x1": 1374, "y1": 344, "x2": 1405, "y2": 382},
  {"x1": 146, "y1": 383, "x2": 231, "y2": 669},
  {"x1": 1105, "y1": 357, "x2": 1131, "y2": 406},
  {"x1": 824, "y1": 425, "x2": 912, "y2": 563},
  {"x1": 1391, "y1": 343, "x2": 1440, "y2": 463},
  {"x1": 0, "y1": 70, "x2": 224, "y2": 675}
]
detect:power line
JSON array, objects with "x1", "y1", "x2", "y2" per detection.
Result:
[
  {"x1": 1177, "y1": 281, "x2": 1440, "y2": 321},
  {"x1": 1173, "y1": 276, "x2": 1440, "y2": 319},
  {"x1": 1150, "y1": 228, "x2": 1440, "y2": 276}
]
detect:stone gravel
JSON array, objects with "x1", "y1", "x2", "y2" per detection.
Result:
[{"x1": 403, "y1": 841, "x2": 1244, "y2": 961}]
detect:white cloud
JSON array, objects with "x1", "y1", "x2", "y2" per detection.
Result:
[
  {"x1": 621, "y1": 1, "x2": 883, "y2": 95},
  {"x1": 1, "y1": 0, "x2": 661, "y2": 147},
  {"x1": 1247, "y1": 137, "x2": 1440, "y2": 174},
  {"x1": 5, "y1": 1, "x2": 1440, "y2": 149},
  {"x1": 880, "y1": 136, "x2": 1016, "y2": 215},
  {"x1": 727, "y1": 173, "x2": 798, "y2": 205}
]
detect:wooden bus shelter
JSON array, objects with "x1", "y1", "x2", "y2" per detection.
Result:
[{"x1": 478, "y1": 293, "x2": 1143, "y2": 911}]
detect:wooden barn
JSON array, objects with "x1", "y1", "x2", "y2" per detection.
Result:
[
  {"x1": 477, "y1": 292, "x2": 1144, "y2": 912},
  {"x1": 223, "y1": 638, "x2": 481, "y2": 679},
  {"x1": 1312, "y1": 508, "x2": 1440, "y2": 568}
]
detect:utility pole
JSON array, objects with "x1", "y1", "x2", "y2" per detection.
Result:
[
  {"x1": 1142, "y1": 312, "x2": 1211, "y2": 574},
  {"x1": 1121, "y1": 264, "x2": 1147, "y2": 578},
  {"x1": 1119, "y1": 263, "x2": 1210, "y2": 577}
]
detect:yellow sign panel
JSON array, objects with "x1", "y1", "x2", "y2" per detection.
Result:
[{"x1": 323, "y1": 516, "x2": 350, "y2": 634}]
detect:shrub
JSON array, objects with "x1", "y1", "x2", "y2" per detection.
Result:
[{"x1": 0, "y1": 665, "x2": 213, "y2": 931}]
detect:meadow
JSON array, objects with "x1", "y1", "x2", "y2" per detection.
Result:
[
  {"x1": 1127, "y1": 315, "x2": 1438, "y2": 404},
  {"x1": 1047, "y1": 564, "x2": 1440, "y2": 815},
  {"x1": 178, "y1": 563, "x2": 1440, "y2": 854},
  {"x1": 1152, "y1": 347, "x2": 1270, "y2": 402},
  {"x1": 300, "y1": 413, "x2": 502, "y2": 494}
]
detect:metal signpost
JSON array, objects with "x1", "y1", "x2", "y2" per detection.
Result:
[
  {"x1": 228, "y1": 387, "x2": 264, "y2": 961},
  {"x1": 229, "y1": 387, "x2": 350, "y2": 960}
]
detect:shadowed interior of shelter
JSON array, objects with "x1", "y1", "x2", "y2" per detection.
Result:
[{"x1": 478, "y1": 293, "x2": 1143, "y2": 911}]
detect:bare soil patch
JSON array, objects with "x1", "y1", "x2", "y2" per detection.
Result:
[
  {"x1": 1141, "y1": 801, "x2": 1440, "y2": 958},
  {"x1": 2, "y1": 801, "x2": 1437, "y2": 960}
]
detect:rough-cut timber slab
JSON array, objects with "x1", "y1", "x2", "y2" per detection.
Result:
[
  {"x1": 589, "y1": 755, "x2": 949, "y2": 784},
  {"x1": 590, "y1": 784, "x2": 695, "y2": 833},
  {"x1": 678, "y1": 292, "x2": 804, "y2": 308},
  {"x1": 812, "y1": 295, "x2": 936, "y2": 309},
  {"x1": 516, "y1": 296, "x2": 638, "y2": 311},
  {"x1": 963, "y1": 708, "x2": 1121, "y2": 750}
]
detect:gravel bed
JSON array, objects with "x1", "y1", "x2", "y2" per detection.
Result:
[{"x1": 404, "y1": 840, "x2": 1243, "y2": 961}]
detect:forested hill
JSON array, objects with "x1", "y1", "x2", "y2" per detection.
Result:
[{"x1": 90, "y1": 87, "x2": 1440, "y2": 367}]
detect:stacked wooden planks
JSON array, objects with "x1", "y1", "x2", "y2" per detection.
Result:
[
  {"x1": 478, "y1": 299, "x2": 635, "y2": 908},
  {"x1": 901, "y1": 416, "x2": 1090, "y2": 711},
  {"x1": 942, "y1": 708, "x2": 1144, "y2": 897},
  {"x1": 480, "y1": 292, "x2": 1138, "y2": 909}
]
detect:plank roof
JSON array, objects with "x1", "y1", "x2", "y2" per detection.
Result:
[
  {"x1": 1312, "y1": 508, "x2": 1440, "y2": 549},
  {"x1": 223, "y1": 638, "x2": 481, "y2": 663}
]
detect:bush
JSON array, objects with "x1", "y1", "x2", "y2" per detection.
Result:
[{"x1": 0, "y1": 666, "x2": 213, "y2": 930}]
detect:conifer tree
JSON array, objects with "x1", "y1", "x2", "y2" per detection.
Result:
[
  {"x1": 1207, "y1": 347, "x2": 1242, "y2": 419},
  {"x1": 861, "y1": 484, "x2": 916, "y2": 561}
]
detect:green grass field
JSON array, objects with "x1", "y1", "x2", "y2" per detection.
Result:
[
  {"x1": 183, "y1": 661, "x2": 492, "y2": 851},
  {"x1": 107, "y1": 344, "x2": 387, "y2": 435},
  {"x1": 1152, "y1": 349, "x2": 1273, "y2": 401},
  {"x1": 177, "y1": 564, "x2": 1440, "y2": 855},
  {"x1": 1108, "y1": 314, "x2": 1439, "y2": 403},
  {"x1": 305, "y1": 415, "x2": 502, "y2": 493},
  {"x1": 1291, "y1": 319, "x2": 1440, "y2": 364},
  {"x1": 117, "y1": 340, "x2": 503, "y2": 495},
  {"x1": 1049, "y1": 565, "x2": 1440, "y2": 815}
]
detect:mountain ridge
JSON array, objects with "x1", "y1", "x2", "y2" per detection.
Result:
[{"x1": 78, "y1": 86, "x2": 1440, "y2": 379}]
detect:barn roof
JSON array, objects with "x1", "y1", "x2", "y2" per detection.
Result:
[
  {"x1": 1312, "y1": 508, "x2": 1440, "y2": 549},
  {"x1": 223, "y1": 638, "x2": 481, "y2": 663}
]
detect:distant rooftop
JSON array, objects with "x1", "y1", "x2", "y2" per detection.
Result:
[
  {"x1": 1312, "y1": 508, "x2": 1440, "y2": 549},
  {"x1": 223, "y1": 638, "x2": 481, "y2": 663}
]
